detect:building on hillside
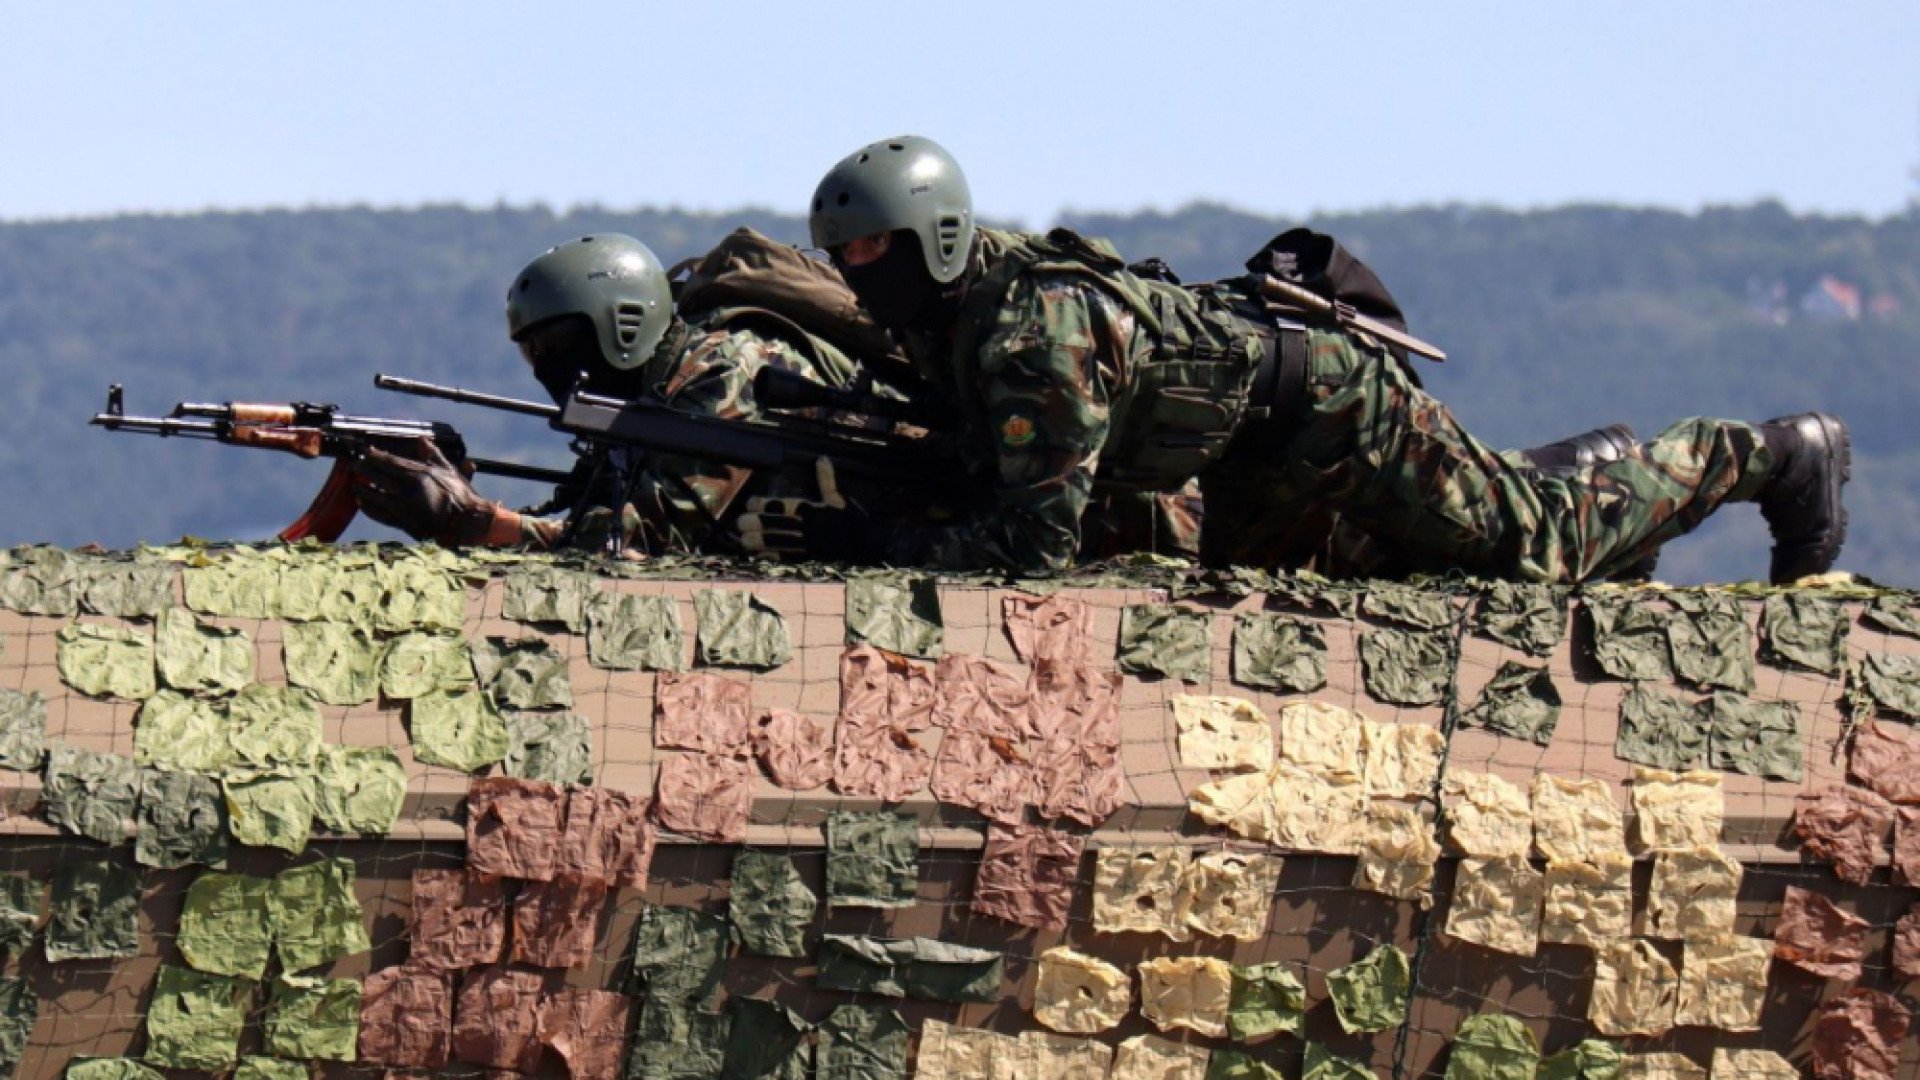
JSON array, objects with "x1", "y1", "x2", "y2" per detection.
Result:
[{"x1": 1800, "y1": 274, "x2": 1863, "y2": 322}]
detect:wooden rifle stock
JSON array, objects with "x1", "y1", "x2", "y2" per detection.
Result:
[{"x1": 1256, "y1": 276, "x2": 1448, "y2": 363}]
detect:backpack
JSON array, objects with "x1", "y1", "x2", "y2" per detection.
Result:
[
  {"x1": 1243, "y1": 227, "x2": 1421, "y2": 369},
  {"x1": 670, "y1": 228, "x2": 921, "y2": 390}
]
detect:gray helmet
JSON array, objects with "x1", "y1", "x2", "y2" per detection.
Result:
[
  {"x1": 810, "y1": 135, "x2": 974, "y2": 284},
  {"x1": 505, "y1": 233, "x2": 672, "y2": 371}
]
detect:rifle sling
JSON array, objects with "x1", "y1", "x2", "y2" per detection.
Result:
[{"x1": 1243, "y1": 321, "x2": 1309, "y2": 429}]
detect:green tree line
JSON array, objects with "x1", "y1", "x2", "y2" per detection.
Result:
[{"x1": 2, "y1": 203, "x2": 1915, "y2": 585}]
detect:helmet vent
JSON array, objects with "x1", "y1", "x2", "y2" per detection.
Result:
[
  {"x1": 836, "y1": 192, "x2": 850, "y2": 207},
  {"x1": 613, "y1": 302, "x2": 649, "y2": 349},
  {"x1": 936, "y1": 214, "x2": 964, "y2": 260}
]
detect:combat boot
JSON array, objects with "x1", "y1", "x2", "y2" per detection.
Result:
[
  {"x1": 1516, "y1": 424, "x2": 1638, "y2": 471},
  {"x1": 1756, "y1": 413, "x2": 1851, "y2": 584}
]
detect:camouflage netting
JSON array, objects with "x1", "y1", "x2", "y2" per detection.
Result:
[{"x1": 0, "y1": 542, "x2": 1914, "y2": 1079}]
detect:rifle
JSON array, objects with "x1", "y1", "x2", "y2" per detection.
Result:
[
  {"x1": 90, "y1": 384, "x2": 571, "y2": 542},
  {"x1": 372, "y1": 373, "x2": 952, "y2": 486},
  {"x1": 1256, "y1": 275, "x2": 1448, "y2": 363},
  {"x1": 749, "y1": 366, "x2": 952, "y2": 431}
]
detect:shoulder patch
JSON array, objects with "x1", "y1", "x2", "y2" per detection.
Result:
[{"x1": 999, "y1": 412, "x2": 1038, "y2": 449}]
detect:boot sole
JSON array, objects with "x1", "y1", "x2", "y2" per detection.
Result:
[{"x1": 1825, "y1": 413, "x2": 1852, "y2": 565}]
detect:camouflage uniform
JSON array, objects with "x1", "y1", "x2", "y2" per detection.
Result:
[
  {"x1": 1203, "y1": 327, "x2": 1771, "y2": 581},
  {"x1": 522, "y1": 310, "x2": 865, "y2": 554},
  {"x1": 883, "y1": 228, "x2": 1771, "y2": 583}
]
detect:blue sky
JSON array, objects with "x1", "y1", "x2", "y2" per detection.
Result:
[{"x1": 4, "y1": 1, "x2": 1916, "y2": 225}]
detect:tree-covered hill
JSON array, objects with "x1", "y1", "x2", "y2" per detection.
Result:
[{"x1": 2, "y1": 203, "x2": 1915, "y2": 585}]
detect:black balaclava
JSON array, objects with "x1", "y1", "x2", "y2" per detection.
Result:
[
  {"x1": 518, "y1": 314, "x2": 651, "y2": 406},
  {"x1": 839, "y1": 230, "x2": 946, "y2": 332}
]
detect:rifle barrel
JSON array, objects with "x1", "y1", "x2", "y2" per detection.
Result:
[
  {"x1": 90, "y1": 413, "x2": 225, "y2": 439},
  {"x1": 468, "y1": 456, "x2": 572, "y2": 485},
  {"x1": 374, "y1": 374, "x2": 559, "y2": 419}
]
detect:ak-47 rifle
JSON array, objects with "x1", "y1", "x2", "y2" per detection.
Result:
[
  {"x1": 372, "y1": 372, "x2": 954, "y2": 487},
  {"x1": 90, "y1": 384, "x2": 571, "y2": 542}
]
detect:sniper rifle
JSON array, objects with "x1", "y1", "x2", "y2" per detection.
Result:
[
  {"x1": 372, "y1": 372, "x2": 953, "y2": 487},
  {"x1": 90, "y1": 384, "x2": 570, "y2": 542}
]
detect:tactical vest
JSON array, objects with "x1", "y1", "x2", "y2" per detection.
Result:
[{"x1": 952, "y1": 228, "x2": 1266, "y2": 493}]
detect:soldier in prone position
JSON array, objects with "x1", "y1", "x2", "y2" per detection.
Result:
[
  {"x1": 351, "y1": 233, "x2": 883, "y2": 555},
  {"x1": 745, "y1": 135, "x2": 1848, "y2": 585},
  {"x1": 350, "y1": 232, "x2": 1204, "y2": 562}
]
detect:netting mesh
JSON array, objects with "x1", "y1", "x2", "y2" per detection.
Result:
[{"x1": 0, "y1": 549, "x2": 1914, "y2": 1079}]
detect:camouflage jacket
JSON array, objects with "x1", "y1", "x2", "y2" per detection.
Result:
[
  {"x1": 887, "y1": 228, "x2": 1251, "y2": 573},
  {"x1": 524, "y1": 308, "x2": 868, "y2": 555}
]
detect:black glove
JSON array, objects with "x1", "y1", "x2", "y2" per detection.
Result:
[
  {"x1": 350, "y1": 438, "x2": 502, "y2": 545},
  {"x1": 737, "y1": 458, "x2": 881, "y2": 563}
]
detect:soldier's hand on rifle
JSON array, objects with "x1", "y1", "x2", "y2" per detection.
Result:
[
  {"x1": 350, "y1": 437, "x2": 514, "y2": 546},
  {"x1": 737, "y1": 457, "x2": 878, "y2": 562}
]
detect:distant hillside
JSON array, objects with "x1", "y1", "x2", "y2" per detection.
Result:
[{"x1": 3, "y1": 203, "x2": 1915, "y2": 585}]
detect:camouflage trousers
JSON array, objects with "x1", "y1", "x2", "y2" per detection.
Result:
[{"x1": 1200, "y1": 329, "x2": 1772, "y2": 583}]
